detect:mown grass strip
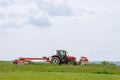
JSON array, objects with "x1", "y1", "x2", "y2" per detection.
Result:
[
  {"x1": 0, "y1": 61, "x2": 120, "y2": 74},
  {"x1": 0, "y1": 71, "x2": 120, "y2": 80}
]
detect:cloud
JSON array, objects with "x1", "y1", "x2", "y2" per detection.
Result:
[
  {"x1": 36, "y1": 0, "x2": 95, "y2": 17},
  {"x1": 42, "y1": 4, "x2": 73, "y2": 16},
  {"x1": 0, "y1": 0, "x2": 96, "y2": 28},
  {"x1": 27, "y1": 17, "x2": 52, "y2": 27},
  {"x1": 36, "y1": 0, "x2": 73, "y2": 16},
  {"x1": 0, "y1": 0, "x2": 51, "y2": 28},
  {"x1": 0, "y1": 0, "x2": 13, "y2": 6},
  {"x1": 0, "y1": 0, "x2": 77, "y2": 28}
]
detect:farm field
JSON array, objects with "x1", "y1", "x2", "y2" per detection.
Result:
[{"x1": 0, "y1": 61, "x2": 120, "y2": 80}]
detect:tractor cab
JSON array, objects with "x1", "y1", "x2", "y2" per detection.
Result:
[
  {"x1": 56, "y1": 50, "x2": 67, "y2": 60},
  {"x1": 51, "y1": 50, "x2": 76, "y2": 65}
]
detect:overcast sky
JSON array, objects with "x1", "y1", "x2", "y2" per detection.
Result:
[{"x1": 0, "y1": 0, "x2": 120, "y2": 61}]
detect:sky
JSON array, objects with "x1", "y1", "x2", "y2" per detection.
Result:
[{"x1": 0, "y1": 0, "x2": 120, "y2": 61}]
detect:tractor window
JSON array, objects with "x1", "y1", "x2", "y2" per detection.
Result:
[{"x1": 57, "y1": 50, "x2": 66, "y2": 59}]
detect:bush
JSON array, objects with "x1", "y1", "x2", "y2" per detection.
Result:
[{"x1": 101, "y1": 61, "x2": 116, "y2": 66}]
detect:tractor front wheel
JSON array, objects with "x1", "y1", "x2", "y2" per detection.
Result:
[
  {"x1": 67, "y1": 60, "x2": 76, "y2": 65},
  {"x1": 51, "y1": 57, "x2": 60, "y2": 64}
]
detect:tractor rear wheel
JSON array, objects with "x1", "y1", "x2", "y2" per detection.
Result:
[
  {"x1": 67, "y1": 60, "x2": 76, "y2": 65},
  {"x1": 51, "y1": 57, "x2": 60, "y2": 64}
]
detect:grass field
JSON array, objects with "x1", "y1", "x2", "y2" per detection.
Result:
[{"x1": 0, "y1": 61, "x2": 120, "y2": 80}]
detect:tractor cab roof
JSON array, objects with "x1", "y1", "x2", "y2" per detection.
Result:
[
  {"x1": 56, "y1": 50, "x2": 66, "y2": 51},
  {"x1": 56, "y1": 50, "x2": 68, "y2": 55}
]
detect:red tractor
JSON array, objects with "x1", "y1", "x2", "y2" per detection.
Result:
[
  {"x1": 13, "y1": 50, "x2": 88, "y2": 65},
  {"x1": 50, "y1": 50, "x2": 77, "y2": 65}
]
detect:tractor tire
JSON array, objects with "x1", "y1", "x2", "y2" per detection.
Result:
[
  {"x1": 51, "y1": 57, "x2": 60, "y2": 64},
  {"x1": 67, "y1": 60, "x2": 76, "y2": 65}
]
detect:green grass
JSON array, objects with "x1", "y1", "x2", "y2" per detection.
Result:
[{"x1": 0, "y1": 61, "x2": 120, "y2": 80}]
